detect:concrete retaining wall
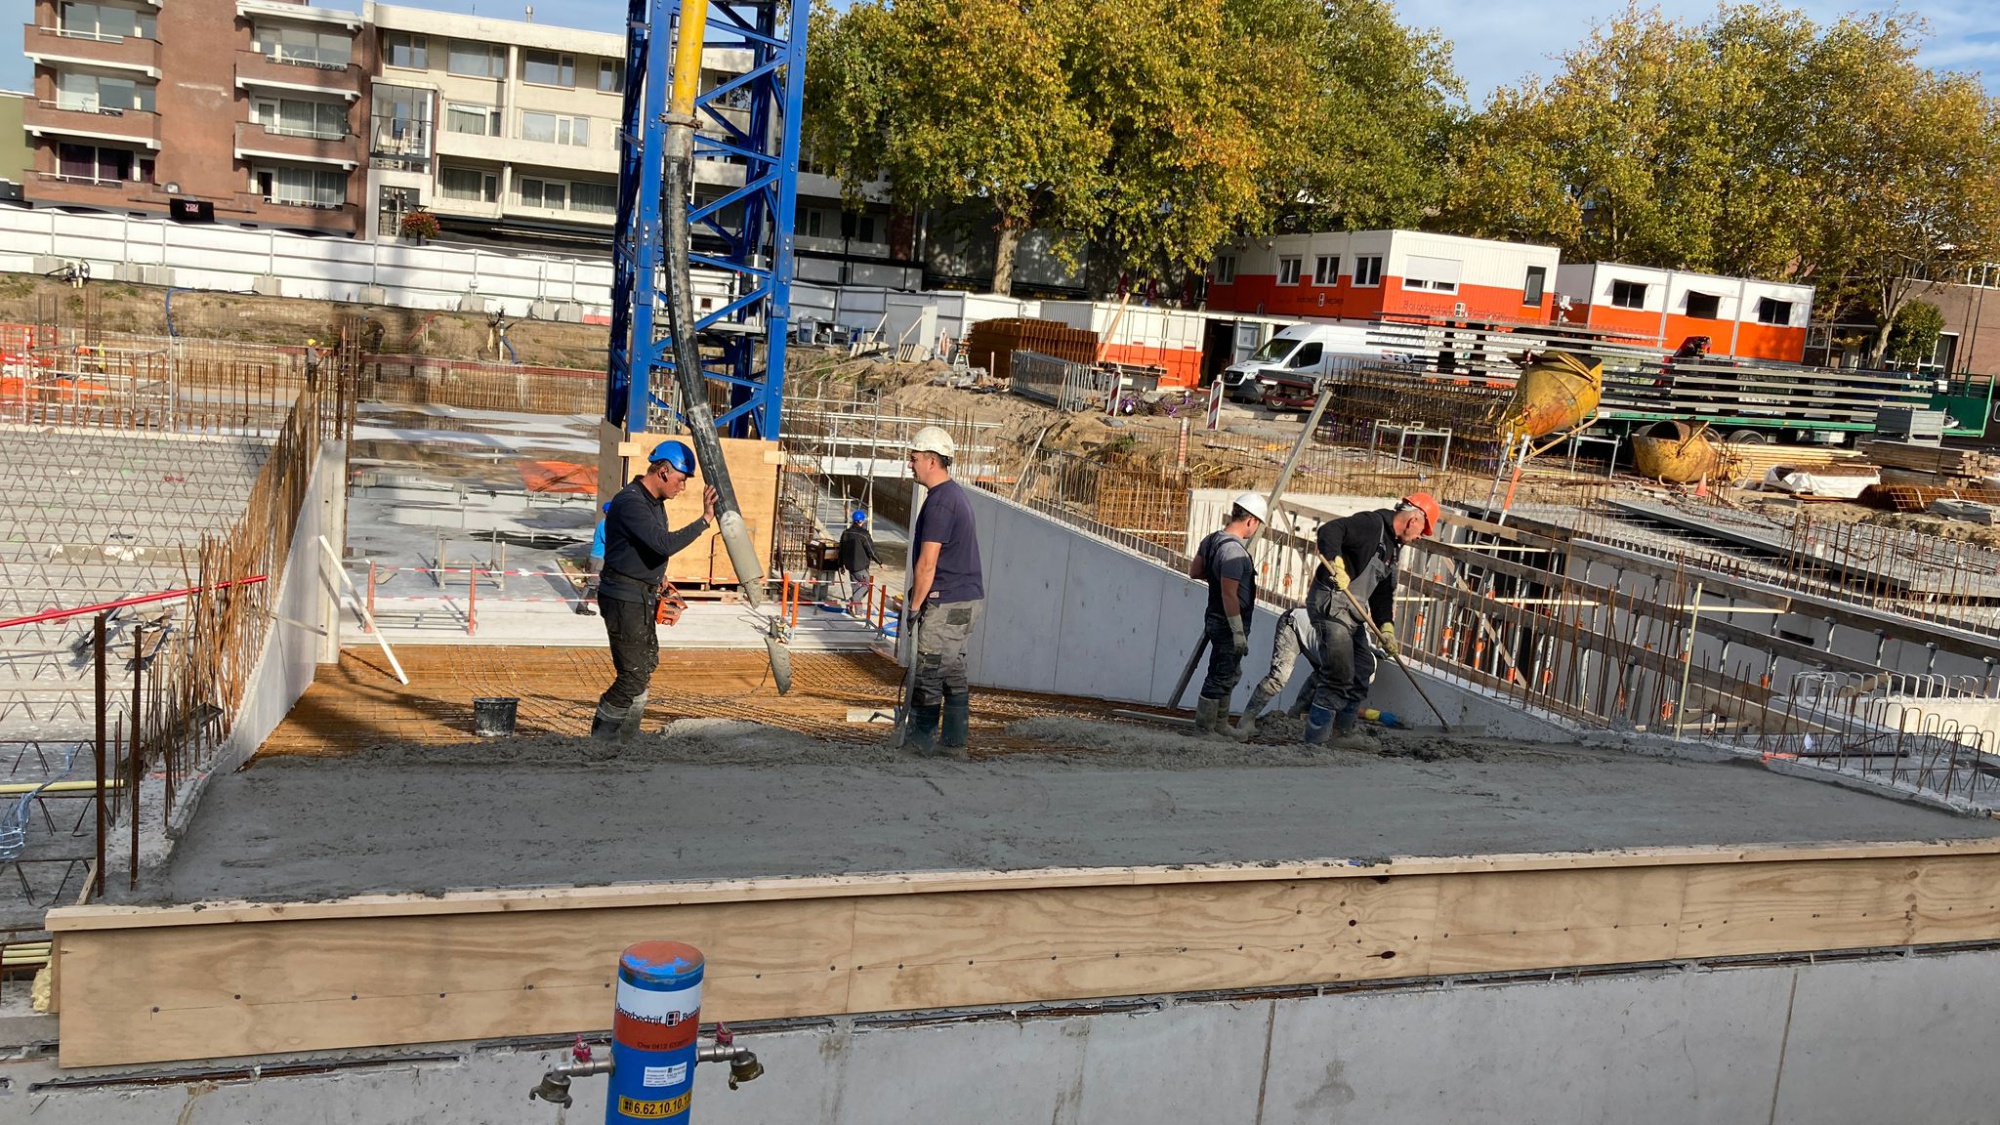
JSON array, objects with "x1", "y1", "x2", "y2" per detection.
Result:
[
  {"x1": 961, "y1": 488, "x2": 1568, "y2": 737},
  {"x1": 13, "y1": 945, "x2": 1997, "y2": 1123}
]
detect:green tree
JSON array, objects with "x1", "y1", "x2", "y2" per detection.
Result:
[{"x1": 1885, "y1": 300, "x2": 1946, "y2": 367}]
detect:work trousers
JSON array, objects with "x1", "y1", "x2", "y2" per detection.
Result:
[
  {"x1": 914, "y1": 600, "x2": 980, "y2": 707},
  {"x1": 1306, "y1": 584, "x2": 1376, "y2": 719},
  {"x1": 597, "y1": 591, "x2": 659, "y2": 713},
  {"x1": 1250, "y1": 618, "x2": 1320, "y2": 707},
  {"x1": 1199, "y1": 613, "x2": 1245, "y2": 701}
]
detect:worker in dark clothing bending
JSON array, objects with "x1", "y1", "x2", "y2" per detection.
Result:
[
  {"x1": 1188, "y1": 492, "x2": 1266, "y2": 734},
  {"x1": 1302, "y1": 493, "x2": 1441, "y2": 747},
  {"x1": 591, "y1": 439, "x2": 718, "y2": 741}
]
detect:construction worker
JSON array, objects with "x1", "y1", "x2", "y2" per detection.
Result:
[
  {"x1": 1188, "y1": 492, "x2": 1266, "y2": 733},
  {"x1": 905, "y1": 426, "x2": 982, "y2": 756},
  {"x1": 1302, "y1": 493, "x2": 1442, "y2": 747},
  {"x1": 575, "y1": 500, "x2": 611, "y2": 616},
  {"x1": 1232, "y1": 605, "x2": 1321, "y2": 740},
  {"x1": 837, "y1": 508, "x2": 879, "y2": 612},
  {"x1": 590, "y1": 440, "x2": 718, "y2": 741}
]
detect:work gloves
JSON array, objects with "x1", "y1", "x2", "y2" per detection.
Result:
[
  {"x1": 1331, "y1": 557, "x2": 1351, "y2": 591},
  {"x1": 1378, "y1": 622, "x2": 1399, "y2": 658},
  {"x1": 1228, "y1": 615, "x2": 1249, "y2": 656}
]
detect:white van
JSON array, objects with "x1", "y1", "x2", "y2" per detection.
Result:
[{"x1": 1218, "y1": 323, "x2": 1403, "y2": 403}]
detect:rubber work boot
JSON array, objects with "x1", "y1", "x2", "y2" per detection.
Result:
[
  {"x1": 616, "y1": 691, "x2": 649, "y2": 742},
  {"x1": 589, "y1": 705, "x2": 620, "y2": 742},
  {"x1": 1232, "y1": 689, "x2": 1274, "y2": 741},
  {"x1": 1302, "y1": 704, "x2": 1335, "y2": 746},
  {"x1": 1331, "y1": 709, "x2": 1374, "y2": 751},
  {"x1": 905, "y1": 703, "x2": 943, "y2": 757},
  {"x1": 941, "y1": 691, "x2": 971, "y2": 753},
  {"x1": 1194, "y1": 696, "x2": 1224, "y2": 734},
  {"x1": 1287, "y1": 693, "x2": 1313, "y2": 719}
]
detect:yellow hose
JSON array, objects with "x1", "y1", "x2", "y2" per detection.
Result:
[{"x1": 670, "y1": 0, "x2": 710, "y2": 117}]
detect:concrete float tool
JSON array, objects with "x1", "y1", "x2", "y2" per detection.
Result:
[
  {"x1": 656, "y1": 4, "x2": 791, "y2": 694},
  {"x1": 1341, "y1": 585, "x2": 1450, "y2": 733}
]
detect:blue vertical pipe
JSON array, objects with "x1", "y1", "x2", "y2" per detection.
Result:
[{"x1": 607, "y1": 940, "x2": 705, "y2": 1124}]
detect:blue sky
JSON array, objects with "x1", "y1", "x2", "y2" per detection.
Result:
[{"x1": 2, "y1": 0, "x2": 1993, "y2": 104}]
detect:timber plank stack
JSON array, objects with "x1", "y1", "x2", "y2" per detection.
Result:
[
  {"x1": 1720, "y1": 442, "x2": 1869, "y2": 484},
  {"x1": 966, "y1": 318, "x2": 1098, "y2": 381},
  {"x1": 1859, "y1": 440, "x2": 2000, "y2": 479}
]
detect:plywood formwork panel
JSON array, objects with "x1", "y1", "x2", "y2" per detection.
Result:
[{"x1": 48, "y1": 840, "x2": 2000, "y2": 1069}]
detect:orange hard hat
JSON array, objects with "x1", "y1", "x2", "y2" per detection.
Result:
[{"x1": 1400, "y1": 492, "x2": 1442, "y2": 536}]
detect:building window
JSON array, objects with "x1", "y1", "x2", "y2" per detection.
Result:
[
  {"x1": 522, "y1": 50, "x2": 576, "y2": 88},
  {"x1": 517, "y1": 178, "x2": 566, "y2": 209},
  {"x1": 57, "y1": 142, "x2": 145, "y2": 183},
  {"x1": 1610, "y1": 280, "x2": 1647, "y2": 309},
  {"x1": 57, "y1": 71, "x2": 154, "y2": 112},
  {"x1": 1523, "y1": 266, "x2": 1547, "y2": 306},
  {"x1": 1685, "y1": 292, "x2": 1721, "y2": 319},
  {"x1": 252, "y1": 97, "x2": 348, "y2": 140},
  {"x1": 1353, "y1": 254, "x2": 1383, "y2": 287},
  {"x1": 804, "y1": 209, "x2": 824, "y2": 238},
  {"x1": 1278, "y1": 256, "x2": 1302, "y2": 286},
  {"x1": 58, "y1": 2, "x2": 156, "y2": 41},
  {"x1": 444, "y1": 102, "x2": 500, "y2": 137},
  {"x1": 1213, "y1": 255, "x2": 1236, "y2": 285},
  {"x1": 384, "y1": 31, "x2": 427, "y2": 69},
  {"x1": 517, "y1": 176, "x2": 619, "y2": 215},
  {"x1": 1755, "y1": 297, "x2": 1793, "y2": 326},
  {"x1": 1313, "y1": 255, "x2": 1339, "y2": 286},
  {"x1": 255, "y1": 24, "x2": 351, "y2": 68},
  {"x1": 842, "y1": 212, "x2": 876, "y2": 244},
  {"x1": 520, "y1": 111, "x2": 590, "y2": 146},
  {"x1": 438, "y1": 166, "x2": 497, "y2": 203},
  {"x1": 255, "y1": 166, "x2": 346, "y2": 208},
  {"x1": 597, "y1": 60, "x2": 624, "y2": 94},
  {"x1": 446, "y1": 40, "x2": 505, "y2": 78},
  {"x1": 1404, "y1": 255, "x2": 1460, "y2": 293},
  {"x1": 571, "y1": 181, "x2": 616, "y2": 215}
]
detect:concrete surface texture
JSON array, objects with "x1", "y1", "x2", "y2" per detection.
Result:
[
  {"x1": 128, "y1": 722, "x2": 2000, "y2": 905},
  {"x1": 10, "y1": 946, "x2": 1999, "y2": 1124}
]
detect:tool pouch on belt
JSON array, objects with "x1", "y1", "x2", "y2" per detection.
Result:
[{"x1": 654, "y1": 582, "x2": 689, "y2": 626}]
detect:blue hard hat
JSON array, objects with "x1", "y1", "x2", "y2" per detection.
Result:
[
  {"x1": 648, "y1": 440, "x2": 696, "y2": 475},
  {"x1": 851, "y1": 509, "x2": 867, "y2": 524},
  {"x1": 601, "y1": 501, "x2": 613, "y2": 513}
]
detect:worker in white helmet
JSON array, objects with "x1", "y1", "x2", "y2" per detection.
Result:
[
  {"x1": 1187, "y1": 492, "x2": 1267, "y2": 733},
  {"x1": 904, "y1": 425, "x2": 983, "y2": 756}
]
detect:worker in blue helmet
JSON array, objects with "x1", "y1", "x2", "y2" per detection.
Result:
[
  {"x1": 575, "y1": 501, "x2": 613, "y2": 617},
  {"x1": 590, "y1": 439, "x2": 717, "y2": 741},
  {"x1": 837, "y1": 507, "x2": 879, "y2": 614}
]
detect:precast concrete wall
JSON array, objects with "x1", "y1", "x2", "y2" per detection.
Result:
[
  {"x1": 13, "y1": 945, "x2": 1998, "y2": 1124},
  {"x1": 961, "y1": 488, "x2": 1571, "y2": 736}
]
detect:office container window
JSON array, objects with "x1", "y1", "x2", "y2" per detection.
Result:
[
  {"x1": 384, "y1": 32, "x2": 427, "y2": 69},
  {"x1": 597, "y1": 60, "x2": 623, "y2": 93},
  {"x1": 1352, "y1": 254, "x2": 1383, "y2": 286},
  {"x1": 58, "y1": 2, "x2": 156, "y2": 40},
  {"x1": 1404, "y1": 255, "x2": 1460, "y2": 293},
  {"x1": 1523, "y1": 266, "x2": 1547, "y2": 306},
  {"x1": 1313, "y1": 255, "x2": 1339, "y2": 286},
  {"x1": 1685, "y1": 292, "x2": 1721, "y2": 319},
  {"x1": 252, "y1": 97, "x2": 348, "y2": 139},
  {"x1": 57, "y1": 71, "x2": 153, "y2": 112},
  {"x1": 444, "y1": 103, "x2": 500, "y2": 136},
  {"x1": 1213, "y1": 256, "x2": 1236, "y2": 284},
  {"x1": 1610, "y1": 280, "x2": 1647, "y2": 309},
  {"x1": 1278, "y1": 256, "x2": 1302, "y2": 286},
  {"x1": 1755, "y1": 297, "x2": 1793, "y2": 326},
  {"x1": 438, "y1": 166, "x2": 497, "y2": 203},
  {"x1": 446, "y1": 41, "x2": 505, "y2": 77},
  {"x1": 520, "y1": 111, "x2": 589, "y2": 146},
  {"x1": 522, "y1": 50, "x2": 576, "y2": 87},
  {"x1": 256, "y1": 25, "x2": 350, "y2": 68}
]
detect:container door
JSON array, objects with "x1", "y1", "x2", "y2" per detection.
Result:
[{"x1": 1233, "y1": 323, "x2": 1263, "y2": 364}]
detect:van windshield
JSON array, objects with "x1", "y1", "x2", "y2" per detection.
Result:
[{"x1": 1248, "y1": 337, "x2": 1298, "y2": 363}]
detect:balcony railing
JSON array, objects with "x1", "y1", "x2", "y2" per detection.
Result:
[
  {"x1": 370, "y1": 116, "x2": 432, "y2": 159},
  {"x1": 23, "y1": 99, "x2": 160, "y2": 146},
  {"x1": 260, "y1": 45, "x2": 350, "y2": 70},
  {"x1": 23, "y1": 21, "x2": 161, "y2": 70},
  {"x1": 234, "y1": 49, "x2": 358, "y2": 91}
]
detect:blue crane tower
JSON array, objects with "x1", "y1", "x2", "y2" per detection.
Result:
[{"x1": 605, "y1": 0, "x2": 807, "y2": 439}]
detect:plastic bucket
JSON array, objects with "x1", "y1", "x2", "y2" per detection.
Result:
[{"x1": 472, "y1": 696, "x2": 519, "y2": 737}]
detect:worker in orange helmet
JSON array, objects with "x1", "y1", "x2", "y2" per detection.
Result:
[{"x1": 1301, "y1": 492, "x2": 1442, "y2": 748}]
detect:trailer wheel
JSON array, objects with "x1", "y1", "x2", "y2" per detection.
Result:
[{"x1": 1728, "y1": 429, "x2": 1769, "y2": 444}]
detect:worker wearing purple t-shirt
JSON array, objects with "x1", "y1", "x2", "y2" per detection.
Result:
[{"x1": 904, "y1": 425, "x2": 983, "y2": 757}]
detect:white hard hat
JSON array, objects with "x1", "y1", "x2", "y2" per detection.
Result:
[
  {"x1": 910, "y1": 425, "x2": 956, "y2": 460},
  {"x1": 1232, "y1": 492, "x2": 1269, "y2": 522}
]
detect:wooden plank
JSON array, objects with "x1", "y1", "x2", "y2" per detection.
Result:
[{"x1": 51, "y1": 843, "x2": 2000, "y2": 1067}]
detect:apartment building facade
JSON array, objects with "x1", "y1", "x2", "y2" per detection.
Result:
[{"x1": 22, "y1": 0, "x2": 370, "y2": 233}]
